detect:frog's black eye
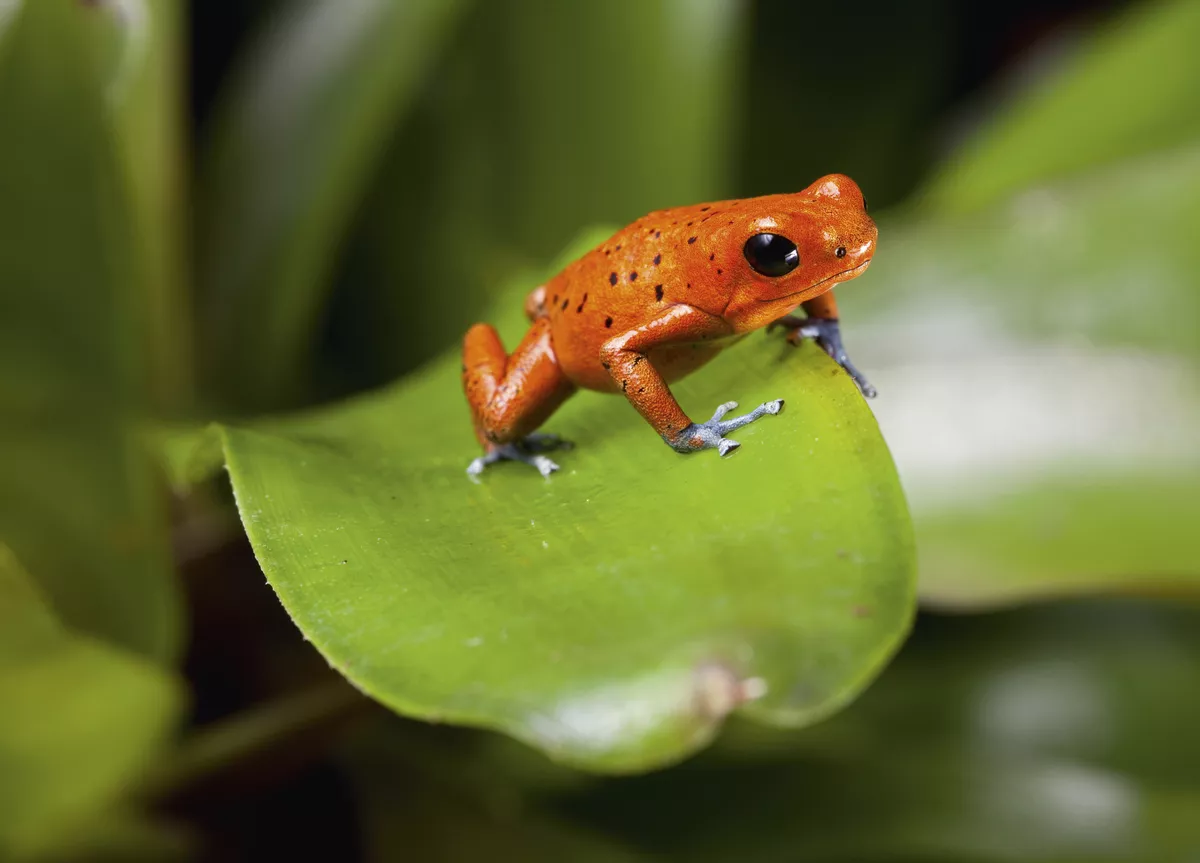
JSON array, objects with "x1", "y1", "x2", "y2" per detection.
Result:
[
  {"x1": 743, "y1": 233, "x2": 800, "y2": 277},
  {"x1": 862, "y1": 194, "x2": 868, "y2": 211},
  {"x1": 835, "y1": 246, "x2": 846, "y2": 258}
]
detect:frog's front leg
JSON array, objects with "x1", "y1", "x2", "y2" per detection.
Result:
[
  {"x1": 772, "y1": 291, "x2": 877, "y2": 398},
  {"x1": 599, "y1": 305, "x2": 784, "y2": 458},
  {"x1": 462, "y1": 317, "x2": 576, "y2": 477}
]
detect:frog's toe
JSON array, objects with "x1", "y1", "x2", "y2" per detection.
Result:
[
  {"x1": 466, "y1": 437, "x2": 568, "y2": 479},
  {"x1": 713, "y1": 398, "x2": 784, "y2": 434},
  {"x1": 709, "y1": 401, "x2": 740, "y2": 422},
  {"x1": 667, "y1": 398, "x2": 784, "y2": 455}
]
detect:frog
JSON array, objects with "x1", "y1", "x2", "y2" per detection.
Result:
[{"x1": 462, "y1": 173, "x2": 878, "y2": 477}]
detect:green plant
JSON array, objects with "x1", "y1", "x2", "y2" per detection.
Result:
[{"x1": 1, "y1": 0, "x2": 1197, "y2": 859}]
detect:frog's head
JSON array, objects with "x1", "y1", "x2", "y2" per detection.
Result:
[{"x1": 718, "y1": 174, "x2": 877, "y2": 331}]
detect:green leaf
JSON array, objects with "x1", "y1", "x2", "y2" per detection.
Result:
[
  {"x1": 197, "y1": 0, "x2": 474, "y2": 410},
  {"x1": 152, "y1": 421, "x2": 224, "y2": 492},
  {"x1": 552, "y1": 602, "x2": 1200, "y2": 861},
  {"x1": 0, "y1": 0, "x2": 181, "y2": 659},
  {"x1": 0, "y1": 546, "x2": 182, "y2": 861},
  {"x1": 209, "y1": 232, "x2": 916, "y2": 772},
  {"x1": 840, "y1": 144, "x2": 1200, "y2": 608},
  {"x1": 93, "y1": 0, "x2": 191, "y2": 410},
  {"x1": 923, "y1": 0, "x2": 1200, "y2": 213}
]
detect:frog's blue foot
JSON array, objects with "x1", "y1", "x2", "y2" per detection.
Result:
[
  {"x1": 773, "y1": 315, "x2": 877, "y2": 398},
  {"x1": 466, "y1": 434, "x2": 574, "y2": 479},
  {"x1": 665, "y1": 399, "x2": 784, "y2": 457}
]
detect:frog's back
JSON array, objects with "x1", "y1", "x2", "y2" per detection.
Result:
[{"x1": 544, "y1": 200, "x2": 742, "y2": 390}]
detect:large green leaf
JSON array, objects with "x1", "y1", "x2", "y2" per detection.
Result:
[
  {"x1": 923, "y1": 0, "x2": 1200, "y2": 213},
  {"x1": 0, "y1": 546, "x2": 182, "y2": 861},
  {"x1": 197, "y1": 0, "x2": 474, "y2": 410},
  {"x1": 204, "y1": 232, "x2": 916, "y2": 772},
  {"x1": 840, "y1": 144, "x2": 1200, "y2": 607},
  {"x1": 550, "y1": 601, "x2": 1200, "y2": 861},
  {"x1": 0, "y1": 0, "x2": 180, "y2": 659}
]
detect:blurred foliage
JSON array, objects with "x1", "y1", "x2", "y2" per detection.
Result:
[
  {"x1": 0, "y1": 0, "x2": 181, "y2": 659},
  {"x1": 196, "y1": 0, "x2": 473, "y2": 411},
  {"x1": 1, "y1": 0, "x2": 1198, "y2": 859},
  {"x1": 923, "y1": 0, "x2": 1200, "y2": 213},
  {"x1": 0, "y1": 545, "x2": 182, "y2": 861},
  {"x1": 847, "y1": 142, "x2": 1200, "y2": 607}
]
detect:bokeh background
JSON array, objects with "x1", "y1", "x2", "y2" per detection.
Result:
[{"x1": 1, "y1": 0, "x2": 1198, "y2": 860}]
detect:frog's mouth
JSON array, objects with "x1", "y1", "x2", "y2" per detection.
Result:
[{"x1": 757, "y1": 259, "x2": 872, "y2": 302}]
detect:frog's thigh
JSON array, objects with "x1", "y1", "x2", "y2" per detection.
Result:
[{"x1": 466, "y1": 317, "x2": 575, "y2": 444}]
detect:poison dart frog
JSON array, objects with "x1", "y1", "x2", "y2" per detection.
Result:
[{"x1": 462, "y1": 174, "x2": 877, "y2": 477}]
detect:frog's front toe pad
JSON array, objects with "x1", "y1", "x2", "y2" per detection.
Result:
[
  {"x1": 667, "y1": 399, "x2": 784, "y2": 456},
  {"x1": 466, "y1": 435, "x2": 573, "y2": 479}
]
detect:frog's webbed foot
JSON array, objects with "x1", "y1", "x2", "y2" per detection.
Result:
[
  {"x1": 771, "y1": 315, "x2": 877, "y2": 399},
  {"x1": 466, "y1": 434, "x2": 574, "y2": 479},
  {"x1": 665, "y1": 399, "x2": 784, "y2": 457}
]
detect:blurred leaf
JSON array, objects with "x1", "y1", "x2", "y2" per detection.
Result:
[
  {"x1": 142, "y1": 680, "x2": 365, "y2": 801},
  {"x1": 207, "y1": 229, "x2": 916, "y2": 772},
  {"x1": 197, "y1": 0, "x2": 474, "y2": 410},
  {"x1": 916, "y1": 474, "x2": 1200, "y2": 609},
  {"x1": 152, "y1": 421, "x2": 224, "y2": 491},
  {"x1": 33, "y1": 810, "x2": 192, "y2": 863},
  {"x1": 350, "y1": 728, "x2": 649, "y2": 863},
  {"x1": 0, "y1": 546, "x2": 182, "y2": 861},
  {"x1": 738, "y1": 1, "x2": 953, "y2": 209},
  {"x1": 90, "y1": 0, "x2": 191, "y2": 411},
  {"x1": 327, "y1": 0, "x2": 751, "y2": 396},
  {"x1": 552, "y1": 602, "x2": 1200, "y2": 862},
  {"x1": 0, "y1": 0, "x2": 20, "y2": 49},
  {"x1": 924, "y1": 0, "x2": 1200, "y2": 213},
  {"x1": 841, "y1": 144, "x2": 1200, "y2": 607},
  {"x1": 0, "y1": 0, "x2": 181, "y2": 659}
]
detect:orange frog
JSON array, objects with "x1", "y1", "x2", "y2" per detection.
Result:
[{"x1": 462, "y1": 174, "x2": 878, "y2": 477}]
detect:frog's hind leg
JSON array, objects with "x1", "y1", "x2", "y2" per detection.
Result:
[{"x1": 462, "y1": 317, "x2": 576, "y2": 477}]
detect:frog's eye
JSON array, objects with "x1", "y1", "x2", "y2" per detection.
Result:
[
  {"x1": 835, "y1": 246, "x2": 846, "y2": 258},
  {"x1": 743, "y1": 233, "x2": 800, "y2": 277}
]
